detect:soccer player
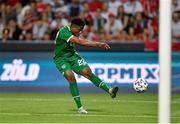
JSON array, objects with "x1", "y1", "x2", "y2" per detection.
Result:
[{"x1": 53, "y1": 18, "x2": 118, "y2": 114}]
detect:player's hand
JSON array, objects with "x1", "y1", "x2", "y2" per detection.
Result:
[{"x1": 98, "y1": 42, "x2": 110, "y2": 49}]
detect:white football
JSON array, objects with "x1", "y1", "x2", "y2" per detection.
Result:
[{"x1": 133, "y1": 78, "x2": 148, "y2": 93}]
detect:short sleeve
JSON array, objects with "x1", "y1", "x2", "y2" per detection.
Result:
[{"x1": 58, "y1": 27, "x2": 74, "y2": 42}]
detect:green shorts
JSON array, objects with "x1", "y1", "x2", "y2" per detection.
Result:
[{"x1": 54, "y1": 53, "x2": 88, "y2": 75}]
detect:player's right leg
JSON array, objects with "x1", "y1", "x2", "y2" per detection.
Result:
[
  {"x1": 69, "y1": 54, "x2": 119, "y2": 98},
  {"x1": 78, "y1": 66, "x2": 119, "y2": 98}
]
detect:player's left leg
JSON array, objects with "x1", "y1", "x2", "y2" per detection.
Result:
[
  {"x1": 63, "y1": 70, "x2": 88, "y2": 114},
  {"x1": 54, "y1": 57, "x2": 87, "y2": 113},
  {"x1": 79, "y1": 66, "x2": 118, "y2": 98}
]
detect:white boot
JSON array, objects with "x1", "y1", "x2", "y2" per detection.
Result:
[{"x1": 78, "y1": 106, "x2": 88, "y2": 114}]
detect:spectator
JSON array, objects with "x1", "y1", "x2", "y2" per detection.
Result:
[
  {"x1": 0, "y1": 0, "x2": 162, "y2": 43},
  {"x1": 104, "y1": 13, "x2": 123, "y2": 41},
  {"x1": 37, "y1": 0, "x2": 47, "y2": 12},
  {"x1": 50, "y1": 10, "x2": 69, "y2": 39},
  {"x1": 172, "y1": 0, "x2": 180, "y2": 13},
  {"x1": 4, "y1": 4, "x2": 17, "y2": 22},
  {"x1": 80, "y1": 3, "x2": 94, "y2": 25},
  {"x1": 140, "y1": 0, "x2": 159, "y2": 19},
  {"x1": 6, "y1": 19, "x2": 22, "y2": 40},
  {"x1": 6, "y1": 0, "x2": 20, "y2": 7},
  {"x1": 149, "y1": 16, "x2": 158, "y2": 40},
  {"x1": 93, "y1": 9, "x2": 106, "y2": 33},
  {"x1": 172, "y1": 12, "x2": 180, "y2": 42},
  {"x1": 87, "y1": 0, "x2": 103, "y2": 13},
  {"x1": 18, "y1": 6, "x2": 36, "y2": 32},
  {"x1": 108, "y1": 0, "x2": 122, "y2": 16},
  {"x1": 23, "y1": 30, "x2": 34, "y2": 41},
  {"x1": 0, "y1": 17, "x2": 5, "y2": 39},
  {"x1": 79, "y1": 3, "x2": 94, "y2": 33},
  {"x1": 140, "y1": 0, "x2": 158, "y2": 41},
  {"x1": 33, "y1": 17, "x2": 48, "y2": 40},
  {"x1": 67, "y1": 0, "x2": 84, "y2": 18},
  {"x1": 123, "y1": 0, "x2": 143, "y2": 16},
  {"x1": 44, "y1": 3, "x2": 53, "y2": 21},
  {"x1": 1, "y1": 28, "x2": 12, "y2": 42},
  {"x1": 41, "y1": 11, "x2": 51, "y2": 26},
  {"x1": 27, "y1": 1, "x2": 40, "y2": 18},
  {"x1": 14, "y1": 2, "x2": 23, "y2": 19},
  {"x1": 50, "y1": 0, "x2": 68, "y2": 14},
  {"x1": 50, "y1": 11, "x2": 68, "y2": 30},
  {"x1": 81, "y1": 25, "x2": 106, "y2": 41},
  {"x1": 0, "y1": 3, "x2": 6, "y2": 23},
  {"x1": 116, "y1": 5, "x2": 129, "y2": 32},
  {"x1": 82, "y1": 2, "x2": 90, "y2": 13},
  {"x1": 81, "y1": 26, "x2": 96, "y2": 40},
  {"x1": 101, "y1": 2, "x2": 109, "y2": 21},
  {"x1": 128, "y1": 12, "x2": 148, "y2": 41},
  {"x1": 42, "y1": 31, "x2": 51, "y2": 40}
]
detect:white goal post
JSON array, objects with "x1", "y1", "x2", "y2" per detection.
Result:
[{"x1": 159, "y1": 0, "x2": 172, "y2": 123}]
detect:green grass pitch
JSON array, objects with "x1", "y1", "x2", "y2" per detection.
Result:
[{"x1": 0, "y1": 93, "x2": 179, "y2": 123}]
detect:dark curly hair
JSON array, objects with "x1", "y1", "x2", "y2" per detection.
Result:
[{"x1": 71, "y1": 18, "x2": 86, "y2": 27}]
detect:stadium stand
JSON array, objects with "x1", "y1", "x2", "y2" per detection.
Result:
[{"x1": 0, "y1": 0, "x2": 180, "y2": 51}]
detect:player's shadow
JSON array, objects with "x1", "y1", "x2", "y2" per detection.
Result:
[
  {"x1": 70, "y1": 108, "x2": 105, "y2": 112},
  {"x1": 33, "y1": 108, "x2": 105, "y2": 115}
]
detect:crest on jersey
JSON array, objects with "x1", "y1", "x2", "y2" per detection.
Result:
[{"x1": 61, "y1": 64, "x2": 66, "y2": 69}]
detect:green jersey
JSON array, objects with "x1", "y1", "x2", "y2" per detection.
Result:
[
  {"x1": 54, "y1": 26, "x2": 76, "y2": 59},
  {"x1": 53, "y1": 26, "x2": 88, "y2": 74}
]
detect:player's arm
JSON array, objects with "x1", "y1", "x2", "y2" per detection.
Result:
[{"x1": 69, "y1": 36, "x2": 110, "y2": 49}]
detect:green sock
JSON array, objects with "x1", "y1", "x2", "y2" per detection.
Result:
[
  {"x1": 69, "y1": 83, "x2": 82, "y2": 109},
  {"x1": 89, "y1": 74, "x2": 110, "y2": 93}
]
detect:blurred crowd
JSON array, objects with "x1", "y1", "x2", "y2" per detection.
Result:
[{"x1": 0, "y1": 0, "x2": 180, "y2": 43}]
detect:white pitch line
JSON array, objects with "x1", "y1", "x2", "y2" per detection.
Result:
[
  {"x1": 1, "y1": 98, "x2": 179, "y2": 104},
  {"x1": 0, "y1": 112, "x2": 158, "y2": 118},
  {"x1": 1, "y1": 113, "x2": 180, "y2": 119},
  {"x1": 0, "y1": 98, "x2": 158, "y2": 103}
]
